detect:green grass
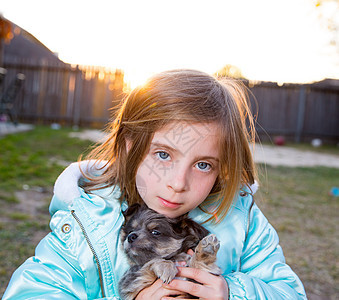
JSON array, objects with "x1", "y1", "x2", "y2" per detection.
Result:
[
  {"x1": 256, "y1": 165, "x2": 339, "y2": 298},
  {"x1": 0, "y1": 126, "x2": 338, "y2": 298},
  {"x1": 0, "y1": 125, "x2": 94, "y2": 297},
  {"x1": 8, "y1": 212, "x2": 31, "y2": 221},
  {"x1": 0, "y1": 126, "x2": 94, "y2": 200}
]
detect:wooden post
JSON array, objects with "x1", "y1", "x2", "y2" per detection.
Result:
[
  {"x1": 60, "y1": 67, "x2": 70, "y2": 124},
  {"x1": 295, "y1": 85, "x2": 306, "y2": 143},
  {"x1": 0, "y1": 37, "x2": 3, "y2": 68},
  {"x1": 91, "y1": 68, "x2": 105, "y2": 127},
  {"x1": 36, "y1": 61, "x2": 48, "y2": 122},
  {"x1": 72, "y1": 65, "x2": 83, "y2": 127}
]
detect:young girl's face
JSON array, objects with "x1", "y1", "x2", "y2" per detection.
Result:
[{"x1": 135, "y1": 122, "x2": 220, "y2": 218}]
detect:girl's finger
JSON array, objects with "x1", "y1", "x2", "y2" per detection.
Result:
[
  {"x1": 176, "y1": 261, "x2": 188, "y2": 267},
  {"x1": 187, "y1": 249, "x2": 194, "y2": 256},
  {"x1": 164, "y1": 268, "x2": 228, "y2": 299},
  {"x1": 137, "y1": 279, "x2": 184, "y2": 300},
  {"x1": 176, "y1": 267, "x2": 216, "y2": 285},
  {"x1": 136, "y1": 279, "x2": 162, "y2": 299},
  {"x1": 161, "y1": 292, "x2": 192, "y2": 299},
  {"x1": 164, "y1": 278, "x2": 207, "y2": 299}
]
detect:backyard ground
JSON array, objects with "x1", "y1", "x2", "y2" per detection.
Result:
[{"x1": 0, "y1": 125, "x2": 338, "y2": 299}]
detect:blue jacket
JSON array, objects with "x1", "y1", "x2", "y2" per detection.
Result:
[{"x1": 3, "y1": 162, "x2": 307, "y2": 299}]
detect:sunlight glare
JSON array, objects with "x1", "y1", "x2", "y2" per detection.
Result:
[{"x1": 1, "y1": 0, "x2": 338, "y2": 88}]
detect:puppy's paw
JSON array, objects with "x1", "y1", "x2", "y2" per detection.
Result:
[
  {"x1": 151, "y1": 260, "x2": 178, "y2": 284},
  {"x1": 196, "y1": 234, "x2": 220, "y2": 255}
]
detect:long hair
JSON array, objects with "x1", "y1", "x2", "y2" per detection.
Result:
[{"x1": 82, "y1": 69, "x2": 257, "y2": 223}]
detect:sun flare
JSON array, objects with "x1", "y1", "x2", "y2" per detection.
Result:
[{"x1": 1, "y1": 0, "x2": 338, "y2": 89}]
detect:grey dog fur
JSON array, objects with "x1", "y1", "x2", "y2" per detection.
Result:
[{"x1": 119, "y1": 204, "x2": 221, "y2": 300}]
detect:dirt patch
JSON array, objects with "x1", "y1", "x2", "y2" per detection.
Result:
[
  {"x1": 14, "y1": 190, "x2": 50, "y2": 216},
  {"x1": 69, "y1": 130, "x2": 107, "y2": 143},
  {"x1": 0, "y1": 123, "x2": 34, "y2": 137},
  {"x1": 0, "y1": 189, "x2": 52, "y2": 223},
  {"x1": 253, "y1": 144, "x2": 339, "y2": 168}
]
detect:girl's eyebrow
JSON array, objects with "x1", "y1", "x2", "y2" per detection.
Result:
[
  {"x1": 150, "y1": 142, "x2": 178, "y2": 153},
  {"x1": 197, "y1": 156, "x2": 220, "y2": 163},
  {"x1": 150, "y1": 142, "x2": 219, "y2": 162}
]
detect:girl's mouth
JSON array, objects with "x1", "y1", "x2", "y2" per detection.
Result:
[{"x1": 158, "y1": 197, "x2": 182, "y2": 209}]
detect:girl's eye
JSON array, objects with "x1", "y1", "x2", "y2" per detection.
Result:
[
  {"x1": 196, "y1": 162, "x2": 211, "y2": 172},
  {"x1": 156, "y1": 151, "x2": 170, "y2": 161},
  {"x1": 151, "y1": 230, "x2": 161, "y2": 236}
]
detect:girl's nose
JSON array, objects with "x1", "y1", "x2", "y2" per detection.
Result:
[{"x1": 167, "y1": 167, "x2": 189, "y2": 193}]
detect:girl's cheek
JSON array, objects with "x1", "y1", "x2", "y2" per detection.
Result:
[
  {"x1": 136, "y1": 175, "x2": 148, "y2": 199},
  {"x1": 196, "y1": 173, "x2": 219, "y2": 192},
  {"x1": 137, "y1": 157, "x2": 165, "y2": 184}
]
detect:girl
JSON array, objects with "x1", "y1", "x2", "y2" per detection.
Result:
[{"x1": 3, "y1": 69, "x2": 306, "y2": 299}]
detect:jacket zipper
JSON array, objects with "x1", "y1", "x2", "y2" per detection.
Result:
[{"x1": 71, "y1": 210, "x2": 106, "y2": 298}]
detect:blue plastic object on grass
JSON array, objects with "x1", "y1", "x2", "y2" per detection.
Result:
[{"x1": 330, "y1": 187, "x2": 339, "y2": 197}]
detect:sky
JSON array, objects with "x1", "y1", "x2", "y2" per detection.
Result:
[{"x1": 1, "y1": 0, "x2": 338, "y2": 87}]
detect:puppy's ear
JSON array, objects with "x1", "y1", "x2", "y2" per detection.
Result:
[
  {"x1": 173, "y1": 216, "x2": 209, "y2": 251},
  {"x1": 183, "y1": 218, "x2": 209, "y2": 240},
  {"x1": 122, "y1": 203, "x2": 141, "y2": 223}
]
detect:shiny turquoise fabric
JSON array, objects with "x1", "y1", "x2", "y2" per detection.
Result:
[{"x1": 3, "y1": 164, "x2": 307, "y2": 299}]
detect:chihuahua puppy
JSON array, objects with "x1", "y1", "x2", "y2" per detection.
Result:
[{"x1": 119, "y1": 204, "x2": 221, "y2": 300}]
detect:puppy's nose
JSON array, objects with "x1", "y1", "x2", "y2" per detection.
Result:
[{"x1": 127, "y1": 233, "x2": 138, "y2": 243}]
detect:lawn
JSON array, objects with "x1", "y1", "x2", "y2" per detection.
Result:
[
  {"x1": 0, "y1": 125, "x2": 95, "y2": 297},
  {"x1": 256, "y1": 165, "x2": 339, "y2": 299},
  {"x1": 0, "y1": 125, "x2": 338, "y2": 299}
]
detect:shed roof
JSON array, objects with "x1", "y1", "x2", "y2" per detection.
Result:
[{"x1": 3, "y1": 20, "x2": 66, "y2": 66}]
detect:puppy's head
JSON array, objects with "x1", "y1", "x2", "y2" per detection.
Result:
[{"x1": 120, "y1": 204, "x2": 209, "y2": 266}]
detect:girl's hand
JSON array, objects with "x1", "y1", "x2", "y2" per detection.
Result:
[
  {"x1": 135, "y1": 279, "x2": 187, "y2": 300},
  {"x1": 161, "y1": 267, "x2": 229, "y2": 300}
]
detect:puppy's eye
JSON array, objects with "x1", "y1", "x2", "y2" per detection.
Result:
[{"x1": 151, "y1": 230, "x2": 161, "y2": 236}]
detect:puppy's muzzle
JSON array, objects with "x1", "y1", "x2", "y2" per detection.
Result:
[{"x1": 127, "y1": 233, "x2": 138, "y2": 243}]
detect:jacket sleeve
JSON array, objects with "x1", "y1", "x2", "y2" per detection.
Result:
[
  {"x1": 224, "y1": 203, "x2": 307, "y2": 299},
  {"x1": 2, "y1": 205, "x2": 101, "y2": 299}
]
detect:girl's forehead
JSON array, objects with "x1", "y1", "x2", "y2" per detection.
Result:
[{"x1": 151, "y1": 122, "x2": 220, "y2": 158}]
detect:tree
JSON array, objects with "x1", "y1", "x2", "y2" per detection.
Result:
[
  {"x1": 0, "y1": 15, "x2": 13, "y2": 67},
  {"x1": 214, "y1": 64, "x2": 244, "y2": 79},
  {"x1": 315, "y1": 0, "x2": 339, "y2": 66}
]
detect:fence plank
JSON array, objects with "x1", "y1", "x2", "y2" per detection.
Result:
[
  {"x1": 246, "y1": 80, "x2": 339, "y2": 143},
  {"x1": 2, "y1": 62, "x2": 125, "y2": 127},
  {"x1": 295, "y1": 85, "x2": 306, "y2": 143}
]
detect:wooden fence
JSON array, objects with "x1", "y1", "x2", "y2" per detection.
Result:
[
  {"x1": 246, "y1": 80, "x2": 339, "y2": 143},
  {"x1": 1, "y1": 62, "x2": 125, "y2": 128},
  {"x1": 1, "y1": 62, "x2": 339, "y2": 143}
]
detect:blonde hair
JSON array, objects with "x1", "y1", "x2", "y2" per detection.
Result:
[{"x1": 82, "y1": 69, "x2": 257, "y2": 223}]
